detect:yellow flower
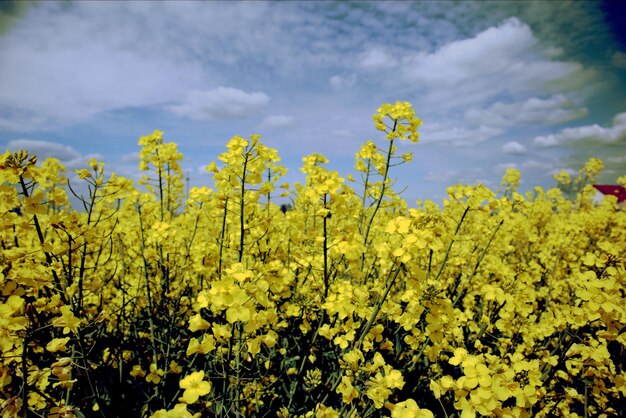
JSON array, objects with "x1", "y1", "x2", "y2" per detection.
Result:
[
  {"x1": 130, "y1": 365, "x2": 145, "y2": 378},
  {"x1": 372, "y1": 101, "x2": 422, "y2": 142},
  {"x1": 46, "y1": 337, "x2": 71, "y2": 353},
  {"x1": 226, "y1": 305, "x2": 251, "y2": 323},
  {"x1": 383, "y1": 366, "x2": 405, "y2": 390},
  {"x1": 366, "y1": 382, "x2": 392, "y2": 409},
  {"x1": 186, "y1": 334, "x2": 216, "y2": 356},
  {"x1": 150, "y1": 404, "x2": 201, "y2": 418},
  {"x1": 366, "y1": 368, "x2": 402, "y2": 408},
  {"x1": 333, "y1": 329, "x2": 355, "y2": 349},
  {"x1": 341, "y1": 349, "x2": 364, "y2": 371},
  {"x1": 336, "y1": 375, "x2": 359, "y2": 404},
  {"x1": 449, "y1": 348, "x2": 468, "y2": 366},
  {"x1": 501, "y1": 168, "x2": 521, "y2": 190},
  {"x1": 212, "y1": 324, "x2": 233, "y2": 341},
  {"x1": 391, "y1": 399, "x2": 434, "y2": 418},
  {"x1": 169, "y1": 360, "x2": 183, "y2": 374},
  {"x1": 28, "y1": 392, "x2": 46, "y2": 410},
  {"x1": 52, "y1": 306, "x2": 81, "y2": 334},
  {"x1": 188, "y1": 313, "x2": 210, "y2": 332},
  {"x1": 75, "y1": 168, "x2": 92, "y2": 179},
  {"x1": 146, "y1": 363, "x2": 165, "y2": 384},
  {"x1": 458, "y1": 359, "x2": 491, "y2": 390},
  {"x1": 179, "y1": 370, "x2": 212, "y2": 404}
]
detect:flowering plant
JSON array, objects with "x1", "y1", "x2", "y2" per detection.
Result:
[{"x1": 0, "y1": 103, "x2": 624, "y2": 417}]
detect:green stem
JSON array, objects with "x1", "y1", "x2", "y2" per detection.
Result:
[
  {"x1": 361, "y1": 123, "x2": 397, "y2": 272},
  {"x1": 136, "y1": 203, "x2": 159, "y2": 364},
  {"x1": 362, "y1": 134, "x2": 395, "y2": 251},
  {"x1": 234, "y1": 322, "x2": 243, "y2": 417},
  {"x1": 435, "y1": 206, "x2": 470, "y2": 283},
  {"x1": 355, "y1": 262, "x2": 403, "y2": 351},
  {"x1": 238, "y1": 153, "x2": 250, "y2": 263},
  {"x1": 287, "y1": 311, "x2": 326, "y2": 411},
  {"x1": 19, "y1": 175, "x2": 66, "y2": 304},
  {"x1": 452, "y1": 218, "x2": 503, "y2": 307},
  {"x1": 218, "y1": 194, "x2": 229, "y2": 280},
  {"x1": 323, "y1": 194, "x2": 329, "y2": 298},
  {"x1": 77, "y1": 182, "x2": 98, "y2": 313}
]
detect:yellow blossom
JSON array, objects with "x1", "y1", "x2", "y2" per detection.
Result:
[
  {"x1": 179, "y1": 370, "x2": 212, "y2": 404},
  {"x1": 188, "y1": 313, "x2": 210, "y2": 332},
  {"x1": 52, "y1": 306, "x2": 81, "y2": 334},
  {"x1": 391, "y1": 399, "x2": 434, "y2": 418},
  {"x1": 146, "y1": 363, "x2": 165, "y2": 384},
  {"x1": 46, "y1": 337, "x2": 71, "y2": 353},
  {"x1": 130, "y1": 365, "x2": 145, "y2": 378},
  {"x1": 336, "y1": 375, "x2": 359, "y2": 403}
]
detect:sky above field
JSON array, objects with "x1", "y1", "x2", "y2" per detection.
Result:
[{"x1": 1, "y1": 0, "x2": 625, "y2": 205}]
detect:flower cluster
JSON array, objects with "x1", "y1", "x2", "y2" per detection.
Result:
[{"x1": 0, "y1": 103, "x2": 624, "y2": 418}]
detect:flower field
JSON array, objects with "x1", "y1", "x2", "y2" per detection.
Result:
[{"x1": 1, "y1": 102, "x2": 624, "y2": 418}]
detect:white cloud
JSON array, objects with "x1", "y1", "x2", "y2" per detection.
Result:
[
  {"x1": 498, "y1": 159, "x2": 554, "y2": 172},
  {"x1": 400, "y1": 18, "x2": 590, "y2": 107},
  {"x1": 502, "y1": 141, "x2": 527, "y2": 155},
  {"x1": 360, "y1": 47, "x2": 398, "y2": 70},
  {"x1": 425, "y1": 167, "x2": 484, "y2": 184},
  {"x1": 465, "y1": 95, "x2": 587, "y2": 128},
  {"x1": 422, "y1": 122, "x2": 502, "y2": 146},
  {"x1": 333, "y1": 129, "x2": 353, "y2": 138},
  {"x1": 534, "y1": 112, "x2": 626, "y2": 147},
  {"x1": 119, "y1": 152, "x2": 140, "y2": 164},
  {"x1": 260, "y1": 115, "x2": 295, "y2": 129},
  {"x1": 5, "y1": 139, "x2": 104, "y2": 171},
  {"x1": 169, "y1": 87, "x2": 270, "y2": 120},
  {"x1": 329, "y1": 74, "x2": 357, "y2": 90},
  {"x1": 0, "y1": 1, "x2": 620, "y2": 205},
  {"x1": 0, "y1": 3, "x2": 206, "y2": 127},
  {"x1": 0, "y1": 113, "x2": 49, "y2": 132},
  {"x1": 550, "y1": 167, "x2": 577, "y2": 177},
  {"x1": 521, "y1": 160, "x2": 553, "y2": 171},
  {"x1": 0, "y1": 0, "x2": 368, "y2": 130},
  {"x1": 7, "y1": 139, "x2": 81, "y2": 161},
  {"x1": 495, "y1": 162, "x2": 519, "y2": 171},
  {"x1": 197, "y1": 164, "x2": 212, "y2": 175},
  {"x1": 606, "y1": 154, "x2": 626, "y2": 165}
]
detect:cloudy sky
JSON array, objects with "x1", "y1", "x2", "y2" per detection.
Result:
[{"x1": 1, "y1": 0, "x2": 625, "y2": 205}]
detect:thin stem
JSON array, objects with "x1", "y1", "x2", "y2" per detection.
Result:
[
  {"x1": 136, "y1": 203, "x2": 159, "y2": 364},
  {"x1": 452, "y1": 218, "x2": 503, "y2": 307},
  {"x1": 355, "y1": 262, "x2": 403, "y2": 351},
  {"x1": 323, "y1": 193, "x2": 329, "y2": 298},
  {"x1": 217, "y1": 195, "x2": 229, "y2": 280},
  {"x1": 234, "y1": 322, "x2": 243, "y2": 417},
  {"x1": 238, "y1": 152, "x2": 250, "y2": 263},
  {"x1": 362, "y1": 132, "x2": 396, "y2": 251},
  {"x1": 77, "y1": 180, "x2": 98, "y2": 313},
  {"x1": 435, "y1": 206, "x2": 470, "y2": 283},
  {"x1": 19, "y1": 175, "x2": 66, "y2": 304},
  {"x1": 361, "y1": 122, "x2": 397, "y2": 272}
]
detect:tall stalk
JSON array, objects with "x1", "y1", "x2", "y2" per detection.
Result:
[
  {"x1": 322, "y1": 193, "x2": 330, "y2": 298},
  {"x1": 362, "y1": 122, "x2": 397, "y2": 253},
  {"x1": 238, "y1": 153, "x2": 249, "y2": 263}
]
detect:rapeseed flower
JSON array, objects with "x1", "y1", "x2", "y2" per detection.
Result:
[
  {"x1": 52, "y1": 306, "x2": 80, "y2": 335},
  {"x1": 146, "y1": 363, "x2": 165, "y2": 384},
  {"x1": 46, "y1": 337, "x2": 70, "y2": 353},
  {"x1": 179, "y1": 370, "x2": 212, "y2": 404},
  {"x1": 390, "y1": 399, "x2": 434, "y2": 418}
]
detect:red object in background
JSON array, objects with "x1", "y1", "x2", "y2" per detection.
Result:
[{"x1": 593, "y1": 185, "x2": 626, "y2": 203}]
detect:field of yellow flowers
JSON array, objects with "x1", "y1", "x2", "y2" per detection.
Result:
[{"x1": 1, "y1": 102, "x2": 624, "y2": 418}]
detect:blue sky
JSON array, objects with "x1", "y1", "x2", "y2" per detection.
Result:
[{"x1": 1, "y1": 1, "x2": 625, "y2": 205}]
